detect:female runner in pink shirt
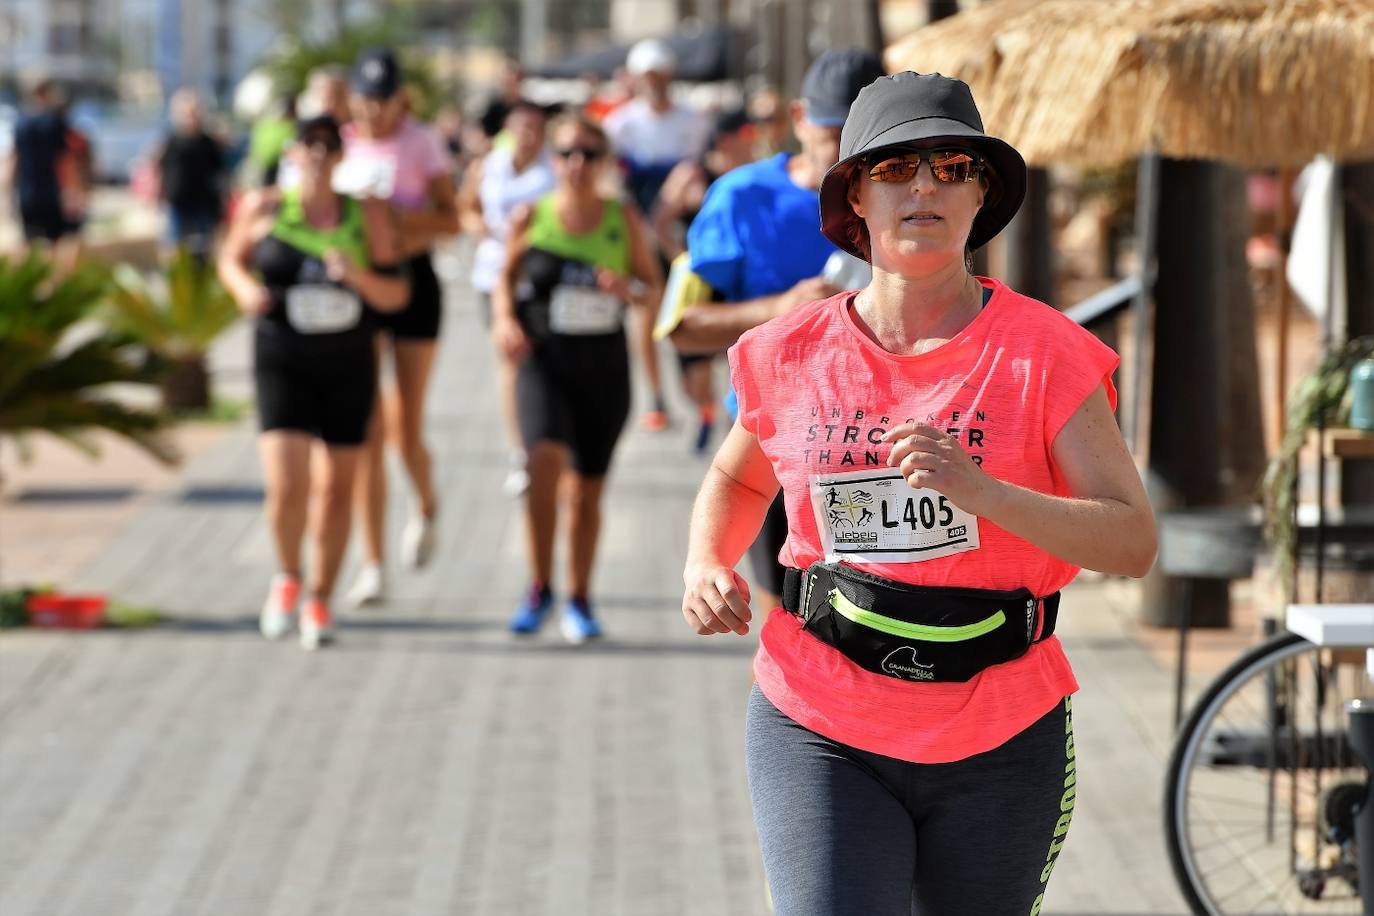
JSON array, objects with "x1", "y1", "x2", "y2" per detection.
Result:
[
  {"x1": 681, "y1": 72, "x2": 1157, "y2": 916},
  {"x1": 337, "y1": 49, "x2": 460, "y2": 605}
]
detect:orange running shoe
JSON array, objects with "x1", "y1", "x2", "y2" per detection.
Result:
[
  {"x1": 259, "y1": 573, "x2": 299, "y2": 640},
  {"x1": 299, "y1": 597, "x2": 334, "y2": 651},
  {"x1": 639, "y1": 409, "x2": 670, "y2": 432}
]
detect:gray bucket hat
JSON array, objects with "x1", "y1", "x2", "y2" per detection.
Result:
[{"x1": 818, "y1": 71, "x2": 1027, "y2": 258}]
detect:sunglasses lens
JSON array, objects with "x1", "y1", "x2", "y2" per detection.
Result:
[
  {"x1": 930, "y1": 150, "x2": 976, "y2": 182},
  {"x1": 865, "y1": 148, "x2": 979, "y2": 183},
  {"x1": 867, "y1": 155, "x2": 918, "y2": 183},
  {"x1": 558, "y1": 147, "x2": 604, "y2": 161}
]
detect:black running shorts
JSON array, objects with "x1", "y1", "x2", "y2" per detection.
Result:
[
  {"x1": 516, "y1": 330, "x2": 631, "y2": 477},
  {"x1": 253, "y1": 322, "x2": 376, "y2": 446},
  {"x1": 374, "y1": 252, "x2": 442, "y2": 340}
]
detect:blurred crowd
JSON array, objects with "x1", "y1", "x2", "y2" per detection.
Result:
[{"x1": 0, "y1": 38, "x2": 841, "y2": 648}]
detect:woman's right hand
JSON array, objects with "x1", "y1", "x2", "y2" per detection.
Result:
[
  {"x1": 491, "y1": 314, "x2": 530, "y2": 363},
  {"x1": 681, "y1": 564, "x2": 753, "y2": 636},
  {"x1": 240, "y1": 283, "x2": 272, "y2": 316}
]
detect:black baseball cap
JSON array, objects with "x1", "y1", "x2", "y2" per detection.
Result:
[
  {"x1": 800, "y1": 48, "x2": 886, "y2": 127},
  {"x1": 353, "y1": 48, "x2": 402, "y2": 99}
]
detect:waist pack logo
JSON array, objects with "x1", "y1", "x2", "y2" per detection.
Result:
[{"x1": 881, "y1": 646, "x2": 936, "y2": 681}]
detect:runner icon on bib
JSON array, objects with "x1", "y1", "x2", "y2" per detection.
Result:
[{"x1": 809, "y1": 467, "x2": 980, "y2": 564}]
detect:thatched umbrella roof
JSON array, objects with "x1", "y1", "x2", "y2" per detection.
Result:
[{"x1": 885, "y1": 0, "x2": 1374, "y2": 167}]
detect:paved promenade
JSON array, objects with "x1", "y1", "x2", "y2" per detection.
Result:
[{"x1": 0, "y1": 261, "x2": 1191, "y2": 915}]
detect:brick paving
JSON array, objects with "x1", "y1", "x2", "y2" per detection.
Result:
[{"x1": 0, "y1": 260, "x2": 1191, "y2": 915}]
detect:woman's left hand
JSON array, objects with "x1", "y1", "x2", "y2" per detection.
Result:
[
  {"x1": 882, "y1": 423, "x2": 1000, "y2": 516},
  {"x1": 323, "y1": 248, "x2": 356, "y2": 285},
  {"x1": 596, "y1": 268, "x2": 634, "y2": 301}
]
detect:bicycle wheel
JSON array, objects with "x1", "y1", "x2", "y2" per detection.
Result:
[{"x1": 1166, "y1": 631, "x2": 1369, "y2": 914}]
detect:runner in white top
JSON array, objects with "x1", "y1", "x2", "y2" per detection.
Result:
[
  {"x1": 603, "y1": 39, "x2": 707, "y2": 434},
  {"x1": 458, "y1": 100, "x2": 557, "y2": 496}
]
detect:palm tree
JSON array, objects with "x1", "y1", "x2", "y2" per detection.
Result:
[
  {"x1": 0, "y1": 253, "x2": 176, "y2": 466},
  {"x1": 105, "y1": 250, "x2": 241, "y2": 414}
]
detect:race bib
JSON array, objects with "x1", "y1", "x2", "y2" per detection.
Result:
[
  {"x1": 549, "y1": 284, "x2": 622, "y2": 335},
  {"x1": 285, "y1": 285, "x2": 362, "y2": 334},
  {"x1": 809, "y1": 467, "x2": 980, "y2": 564}
]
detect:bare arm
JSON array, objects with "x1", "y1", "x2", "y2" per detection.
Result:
[
  {"x1": 216, "y1": 188, "x2": 277, "y2": 316},
  {"x1": 650, "y1": 161, "x2": 696, "y2": 261},
  {"x1": 395, "y1": 173, "x2": 460, "y2": 255},
  {"x1": 886, "y1": 386, "x2": 1158, "y2": 578},
  {"x1": 669, "y1": 276, "x2": 839, "y2": 354},
  {"x1": 681, "y1": 421, "x2": 781, "y2": 636},
  {"x1": 490, "y1": 207, "x2": 533, "y2": 361},
  {"x1": 361, "y1": 196, "x2": 402, "y2": 267},
  {"x1": 456, "y1": 158, "x2": 487, "y2": 237},
  {"x1": 621, "y1": 203, "x2": 667, "y2": 310},
  {"x1": 997, "y1": 387, "x2": 1157, "y2": 576},
  {"x1": 330, "y1": 256, "x2": 410, "y2": 311}
]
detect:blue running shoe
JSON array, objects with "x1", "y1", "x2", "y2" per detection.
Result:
[
  {"x1": 510, "y1": 584, "x2": 553, "y2": 634},
  {"x1": 693, "y1": 419, "x2": 712, "y2": 453},
  {"x1": 560, "y1": 597, "x2": 603, "y2": 644}
]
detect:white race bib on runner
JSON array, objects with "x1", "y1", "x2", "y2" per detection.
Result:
[
  {"x1": 809, "y1": 466, "x2": 980, "y2": 564},
  {"x1": 549, "y1": 284, "x2": 622, "y2": 334},
  {"x1": 285, "y1": 285, "x2": 362, "y2": 334}
]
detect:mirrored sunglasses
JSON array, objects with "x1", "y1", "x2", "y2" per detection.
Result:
[{"x1": 865, "y1": 147, "x2": 982, "y2": 184}]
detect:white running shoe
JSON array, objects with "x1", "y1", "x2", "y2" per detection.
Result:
[
  {"x1": 299, "y1": 597, "x2": 334, "y2": 651},
  {"x1": 260, "y1": 573, "x2": 299, "y2": 640},
  {"x1": 502, "y1": 450, "x2": 529, "y2": 498},
  {"x1": 502, "y1": 467, "x2": 530, "y2": 497},
  {"x1": 346, "y1": 564, "x2": 386, "y2": 607},
  {"x1": 401, "y1": 513, "x2": 437, "y2": 569}
]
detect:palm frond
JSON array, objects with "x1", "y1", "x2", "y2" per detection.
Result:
[
  {"x1": 0, "y1": 253, "x2": 176, "y2": 467},
  {"x1": 106, "y1": 250, "x2": 240, "y2": 357}
]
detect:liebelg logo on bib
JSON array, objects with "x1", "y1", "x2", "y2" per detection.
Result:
[{"x1": 809, "y1": 466, "x2": 980, "y2": 564}]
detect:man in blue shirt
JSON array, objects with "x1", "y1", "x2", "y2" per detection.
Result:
[{"x1": 660, "y1": 48, "x2": 885, "y2": 612}]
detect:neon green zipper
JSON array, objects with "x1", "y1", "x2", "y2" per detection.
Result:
[{"x1": 828, "y1": 589, "x2": 1006, "y2": 642}]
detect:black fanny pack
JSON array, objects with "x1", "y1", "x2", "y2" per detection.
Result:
[{"x1": 781, "y1": 563, "x2": 1060, "y2": 683}]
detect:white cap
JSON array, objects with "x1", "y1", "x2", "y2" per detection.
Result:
[{"x1": 626, "y1": 39, "x2": 676, "y2": 76}]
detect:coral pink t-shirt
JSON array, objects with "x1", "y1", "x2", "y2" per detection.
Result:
[{"x1": 728, "y1": 279, "x2": 1120, "y2": 763}]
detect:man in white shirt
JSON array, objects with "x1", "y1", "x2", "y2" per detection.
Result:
[
  {"x1": 602, "y1": 38, "x2": 705, "y2": 433},
  {"x1": 603, "y1": 39, "x2": 709, "y2": 215}
]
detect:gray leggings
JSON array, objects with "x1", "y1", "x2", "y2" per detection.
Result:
[{"x1": 745, "y1": 686, "x2": 1076, "y2": 916}]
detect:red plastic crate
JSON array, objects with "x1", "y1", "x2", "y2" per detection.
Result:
[{"x1": 26, "y1": 594, "x2": 107, "y2": 629}]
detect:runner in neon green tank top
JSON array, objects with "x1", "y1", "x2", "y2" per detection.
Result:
[
  {"x1": 270, "y1": 186, "x2": 370, "y2": 268},
  {"x1": 218, "y1": 115, "x2": 409, "y2": 651},
  {"x1": 525, "y1": 193, "x2": 631, "y2": 275},
  {"x1": 491, "y1": 113, "x2": 665, "y2": 643}
]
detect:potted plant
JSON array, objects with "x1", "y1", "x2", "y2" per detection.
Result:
[
  {"x1": 0, "y1": 253, "x2": 175, "y2": 466},
  {"x1": 1260, "y1": 334, "x2": 1374, "y2": 600},
  {"x1": 105, "y1": 249, "x2": 241, "y2": 414}
]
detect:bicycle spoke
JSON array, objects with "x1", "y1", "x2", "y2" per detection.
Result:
[{"x1": 1167, "y1": 635, "x2": 1370, "y2": 916}]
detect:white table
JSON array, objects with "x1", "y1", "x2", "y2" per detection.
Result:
[{"x1": 1287, "y1": 603, "x2": 1374, "y2": 680}]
